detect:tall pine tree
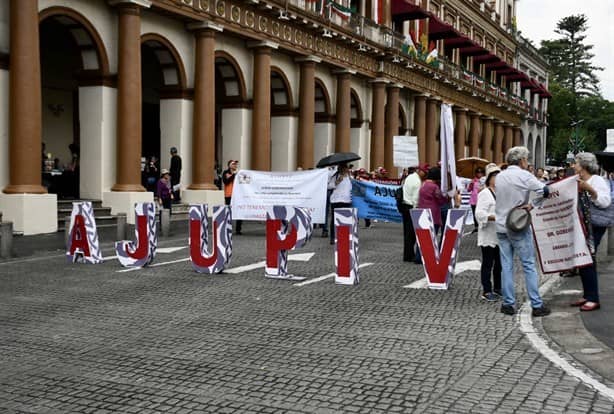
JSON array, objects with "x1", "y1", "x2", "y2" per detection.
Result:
[{"x1": 540, "y1": 14, "x2": 602, "y2": 98}]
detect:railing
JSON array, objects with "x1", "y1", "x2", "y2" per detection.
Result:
[{"x1": 268, "y1": 0, "x2": 528, "y2": 112}]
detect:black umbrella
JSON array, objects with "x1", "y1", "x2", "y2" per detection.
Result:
[
  {"x1": 316, "y1": 152, "x2": 361, "y2": 168},
  {"x1": 595, "y1": 151, "x2": 614, "y2": 172}
]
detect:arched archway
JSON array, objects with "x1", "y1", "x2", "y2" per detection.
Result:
[
  {"x1": 39, "y1": 7, "x2": 110, "y2": 199},
  {"x1": 528, "y1": 133, "x2": 534, "y2": 164},
  {"x1": 140, "y1": 34, "x2": 187, "y2": 191},
  {"x1": 314, "y1": 78, "x2": 333, "y2": 165},
  {"x1": 350, "y1": 89, "x2": 363, "y2": 128},
  {"x1": 398, "y1": 103, "x2": 407, "y2": 136},
  {"x1": 215, "y1": 52, "x2": 247, "y2": 170},
  {"x1": 269, "y1": 67, "x2": 295, "y2": 170},
  {"x1": 534, "y1": 135, "x2": 542, "y2": 168},
  {"x1": 271, "y1": 67, "x2": 293, "y2": 115}
]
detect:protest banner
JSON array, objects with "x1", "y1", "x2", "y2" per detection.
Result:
[
  {"x1": 393, "y1": 136, "x2": 419, "y2": 168},
  {"x1": 531, "y1": 176, "x2": 592, "y2": 273},
  {"x1": 334, "y1": 208, "x2": 359, "y2": 285},
  {"x1": 231, "y1": 169, "x2": 328, "y2": 223},
  {"x1": 411, "y1": 208, "x2": 467, "y2": 289},
  {"x1": 351, "y1": 179, "x2": 402, "y2": 223},
  {"x1": 66, "y1": 201, "x2": 103, "y2": 264},
  {"x1": 189, "y1": 204, "x2": 233, "y2": 274}
]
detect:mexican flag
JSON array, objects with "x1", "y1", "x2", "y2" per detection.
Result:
[
  {"x1": 462, "y1": 70, "x2": 473, "y2": 82},
  {"x1": 329, "y1": 0, "x2": 351, "y2": 20}
]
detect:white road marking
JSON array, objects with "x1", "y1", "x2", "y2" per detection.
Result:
[
  {"x1": 293, "y1": 263, "x2": 374, "y2": 286},
  {"x1": 156, "y1": 246, "x2": 187, "y2": 254},
  {"x1": 403, "y1": 260, "x2": 482, "y2": 289},
  {"x1": 116, "y1": 258, "x2": 190, "y2": 273},
  {"x1": 519, "y1": 276, "x2": 614, "y2": 402},
  {"x1": 225, "y1": 261, "x2": 265, "y2": 274}
]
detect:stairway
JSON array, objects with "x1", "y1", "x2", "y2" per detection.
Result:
[{"x1": 57, "y1": 200, "x2": 191, "y2": 232}]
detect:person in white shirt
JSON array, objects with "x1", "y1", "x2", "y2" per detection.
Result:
[
  {"x1": 400, "y1": 163, "x2": 428, "y2": 262},
  {"x1": 329, "y1": 163, "x2": 352, "y2": 245},
  {"x1": 475, "y1": 163, "x2": 501, "y2": 301}
]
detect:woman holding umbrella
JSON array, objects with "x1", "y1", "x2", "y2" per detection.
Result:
[{"x1": 329, "y1": 163, "x2": 352, "y2": 245}]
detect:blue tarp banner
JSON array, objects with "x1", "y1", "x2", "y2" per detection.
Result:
[{"x1": 351, "y1": 180, "x2": 402, "y2": 223}]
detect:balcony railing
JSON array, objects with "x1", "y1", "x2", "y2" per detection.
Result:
[{"x1": 268, "y1": 0, "x2": 527, "y2": 112}]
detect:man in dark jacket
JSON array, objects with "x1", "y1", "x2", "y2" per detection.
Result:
[{"x1": 170, "y1": 147, "x2": 182, "y2": 203}]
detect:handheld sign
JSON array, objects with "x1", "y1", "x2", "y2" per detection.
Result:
[
  {"x1": 66, "y1": 201, "x2": 103, "y2": 264},
  {"x1": 189, "y1": 204, "x2": 233, "y2": 273},
  {"x1": 265, "y1": 206, "x2": 312, "y2": 280},
  {"x1": 115, "y1": 202, "x2": 157, "y2": 267}
]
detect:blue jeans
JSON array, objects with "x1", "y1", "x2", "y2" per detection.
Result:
[{"x1": 497, "y1": 229, "x2": 543, "y2": 309}]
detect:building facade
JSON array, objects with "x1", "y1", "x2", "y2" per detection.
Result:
[
  {"x1": 0, "y1": 0, "x2": 549, "y2": 234},
  {"x1": 516, "y1": 35, "x2": 549, "y2": 168}
]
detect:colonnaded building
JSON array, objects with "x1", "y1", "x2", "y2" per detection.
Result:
[{"x1": 0, "y1": 0, "x2": 550, "y2": 234}]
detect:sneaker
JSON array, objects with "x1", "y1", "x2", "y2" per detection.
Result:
[
  {"x1": 493, "y1": 290, "x2": 502, "y2": 297},
  {"x1": 532, "y1": 306, "x2": 551, "y2": 317},
  {"x1": 500, "y1": 305, "x2": 515, "y2": 315},
  {"x1": 481, "y1": 292, "x2": 498, "y2": 302}
]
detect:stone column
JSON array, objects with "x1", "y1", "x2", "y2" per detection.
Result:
[
  {"x1": 493, "y1": 121, "x2": 505, "y2": 164},
  {"x1": 110, "y1": 0, "x2": 150, "y2": 192},
  {"x1": 3, "y1": 0, "x2": 45, "y2": 194},
  {"x1": 513, "y1": 126, "x2": 522, "y2": 147},
  {"x1": 188, "y1": 22, "x2": 222, "y2": 191},
  {"x1": 503, "y1": 124, "x2": 514, "y2": 157},
  {"x1": 296, "y1": 56, "x2": 320, "y2": 169},
  {"x1": 384, "y1": 84, "x2": 400, "y2": 172},
  {"x1": 249, "y1": 41, "x2": 278, "y2": 171},
  {"x1": 370, "y1": 79, "x2": 387, "y2": 170},
  {"x1": 414, "y1": 95, "x2": 427, "y2": 164},
  {"x1": 334, "y1": 70, "x2": 353, "y2": 153},
  {"x1": 426, "y1": 97, "x2": 439, "y2": 166},
  {"x1": 468, "y1": 112, "x2": 481, "y2": 157},
  {"x1": 481, "y1": 116, "x2": 494, "y2": 162},
  {"x1": 453, "y1": 108, "x2": 467, "y2": 158}
]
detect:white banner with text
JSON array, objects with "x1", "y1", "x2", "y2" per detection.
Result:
[
  {"x1": 531, "y1": 176, "x2": 593, "y2": 273},
  {"x1": 231, "y1": 169, "x2": 328, "y2": 223}
]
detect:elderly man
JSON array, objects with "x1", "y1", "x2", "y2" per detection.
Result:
[{"x1": 495, "y1": 146, "x2": 550, "y2": 317}]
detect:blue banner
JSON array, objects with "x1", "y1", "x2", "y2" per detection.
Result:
[{"x1": 351, "y1": 180, "x2": 402, "y2": 223}]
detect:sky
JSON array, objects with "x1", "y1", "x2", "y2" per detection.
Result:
[{"x1": 516, "y1": 0, "x2": 614, "y2": 101}]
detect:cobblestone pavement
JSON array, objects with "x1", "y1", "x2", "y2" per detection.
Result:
[{"x1": 1, "y1": 222, "x2": 613, "y2": 413}]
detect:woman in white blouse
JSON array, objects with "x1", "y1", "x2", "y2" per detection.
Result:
[
  {"x1": 570, "y1": 153, "x2": 612, "y2": 311},
  {"x1": 475, "y1": 163, "x2": 502, "y2": 301},
  {"x1": 329, "y1": 163, "x2": 353, "y2": 245}
]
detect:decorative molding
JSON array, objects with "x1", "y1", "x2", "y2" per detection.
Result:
[
  {"x1": 108, "y1": 0, "x2": 152, "y2": 7},
  {"x1": 246, "y1": 40, "x2": 279, "y2": 49},
  {"x1": 159, "y1": 86, "x2": 194, "y2": 100},
  {"x1": 295, "y1": 55, "x2": 321, "y2": 64},
  {"x1": 76, "y1": 70, "x2": 117, "y2": 87},
  {"x1": 187, "y1": 21, "x2": 224, "y2": 32}
]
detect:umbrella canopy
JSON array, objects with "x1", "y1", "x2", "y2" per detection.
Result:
[
  {"x1": 595, "y1": 151, "x2": 614, "y2": 172},
  {"x1": 316, "y1": 152, "x2": 361, "y2": 168},
  {"x1": 456, "y1": 157, "x2": 489, "y2": 178}
]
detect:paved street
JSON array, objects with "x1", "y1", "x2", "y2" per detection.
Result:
[{"x1": 1, "y1": 221, "x2": 614, "y2": 413}]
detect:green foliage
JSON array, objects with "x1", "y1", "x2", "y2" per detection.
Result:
[{"x1": 540, "y1": 14, "x2": 612, "y2": 164}]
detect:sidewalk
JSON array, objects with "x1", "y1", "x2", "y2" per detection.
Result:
[{"x1": 540, "y1": 257, "x2": 614, "y2": 384}]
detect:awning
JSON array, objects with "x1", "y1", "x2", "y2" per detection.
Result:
[
  {"x1": 391, "y1": 1, "x2": 430, "y2": 19},
  {"x1": 428, "y1": 15, "x2": 459, "y2": 40}
]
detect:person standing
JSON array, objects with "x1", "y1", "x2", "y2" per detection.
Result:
[
  {"x1": 400, "y1": 163, "x2": 428, "y2": 262},
  {"x1": 170, "y1": 147, "x2": 182, "y2": 203},
  {"x1": 329, "y1": 163, "x2": 352, "y2": 245},
  {"x1": 157, "y1": 169, "x2": 174, "y2": 214},
  {"x1": 223, "y1": 160, "x2": 242, "y2": 235},
  {"x1": 475, "y1": 163, "x2": 501, "y2": 301},
  {"x1": 495, "y1": 146, "x2": 550, "y2": 317},
  {"x1": 570, "y1": 153, "x2": 612, "y2": 311},
  {"x1": 468, "y1": 167, "x2": 484, "y2": 232}
]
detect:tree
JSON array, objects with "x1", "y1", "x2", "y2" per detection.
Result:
[{"x1": 540, "y1": 14, "x2": 603, "y2": 99}]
